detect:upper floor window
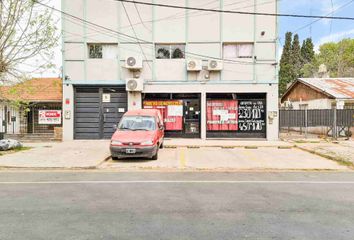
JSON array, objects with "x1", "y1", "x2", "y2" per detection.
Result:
[
  {"x1": 155, "y1": 44, "x2": 185, "y2": 59},
  {"x1": 223, "y1": 43, "x2": 253, "y2": 59},
  {"x1": 88, "y1": 43, "x2": 118, "y2": 59}
]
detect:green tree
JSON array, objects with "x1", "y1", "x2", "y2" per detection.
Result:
[
  {"x1": 301, "y1": 38, "x2": 315, "y2": 65},
  {"x1": 302, "y1": 38, "x2": 354, "y2": 77},
  {"x1": 0, "y1": 0, "x2": 58, "y2": 83},
  {"x1": 290, "y1": 34, "x2": 302, "y2": 79},
  {"x1": 279, "y1": 32, "x2": 293, "y2": 96}
]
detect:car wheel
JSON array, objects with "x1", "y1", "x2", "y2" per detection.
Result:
[
  {"x1": 151, "y1": 150, "x2": 158, "y2": 160},
  {"x1": 112, "y1": 156, "x2": 119, "y2": 160}
]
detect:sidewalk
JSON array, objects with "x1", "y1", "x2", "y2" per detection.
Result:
[
  {"x1": 293, "y1": 139, "x2": 354, "y2": 166},
  {"x1": 102, "y1": 146, "x2": 347, "y2": 171},
  {"x1": 0, "y1": 140, "x2": 110, "y2": 169},
  {"x1": 164, "y1": 138, "x2": 293, "y2": 148}
]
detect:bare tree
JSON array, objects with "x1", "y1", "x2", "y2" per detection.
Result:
[{"x1": 0, "y1": 0, "x2": 58, "y2": 83}]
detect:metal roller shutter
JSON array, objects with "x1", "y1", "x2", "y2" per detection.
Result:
[{"x1": 74, "y1": 87, "x2": 127, "y2": 139}]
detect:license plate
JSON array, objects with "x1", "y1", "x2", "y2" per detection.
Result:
[{"x1": 126, "y1": 149, "x2": 136, "y2": 154}]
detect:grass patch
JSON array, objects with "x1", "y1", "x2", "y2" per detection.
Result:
[
  {"x1": 0, "y1": 146, "x2": 32, "y2": 156},
  {"x1": 295, "y1": 145, "x2": 354, "y2": 168}
]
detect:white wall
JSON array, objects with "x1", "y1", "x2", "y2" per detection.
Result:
[
  {"x1": 0, "y1": 103, "x2": 21, "y2": 134},
  {"x1": 290, "y1": 99, "x2": 333, "y2": 110},
  {"x1": 63, "y1": 0, "x2": 277, "y2": 83},
  {"x1": 62, "y1": 84, "x2": 74, "y2": 140}
]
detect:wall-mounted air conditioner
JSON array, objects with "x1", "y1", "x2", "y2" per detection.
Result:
[
  {"x1": 186, "y1": 59, "x2": 202, "y2": 71},
  {"x1": 125, "y1": 56, "x2": 143, "y2": 70},
  {"x1": 126, "y1": 78, "x2": 144, "y2": 92},
  {"x1": 207, "y1": 60, "x2": 223, "y2": 71}
]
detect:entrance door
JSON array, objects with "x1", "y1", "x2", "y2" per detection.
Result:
[
  {"x1": 183, "y1": 99, "x2": 200, "y2": 138},
  {"x1": 74, "y1": 87, "x2": 127, "y2": 139}
]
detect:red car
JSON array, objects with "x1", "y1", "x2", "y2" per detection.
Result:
[{"x1": 110, "y1": 109, "x2": 164, "y2": 160}]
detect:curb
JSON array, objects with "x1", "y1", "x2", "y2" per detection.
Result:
[
  {"x1": 0, "y1": 155, "x2": 112, "y2": 171},
  {"x1": 164, "y1": 145, "x2": 295, "y2": 148},
  {"x1": 295, "y1": 145, "x2": 354, "y2": 168}
]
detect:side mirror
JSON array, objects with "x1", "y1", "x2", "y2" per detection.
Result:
[{"x1": 113, "y1": 124, "x2": 117, "y2": 130}]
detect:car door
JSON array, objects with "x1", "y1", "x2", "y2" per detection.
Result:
[{"x1": 156, "y1": 115, "x2": 164, "y2": 143}]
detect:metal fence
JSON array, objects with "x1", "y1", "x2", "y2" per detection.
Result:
[
  {"x1": 279, "y1": 109, "x2": 354, "y2": 138},
  {"x1": 20, "y1": 103, "x2": 62, "y2": 134}
]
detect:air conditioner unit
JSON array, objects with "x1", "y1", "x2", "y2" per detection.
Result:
[
  {"x1": 126, "y1": 78, "x2": 144, "y2": 92},
  {"x1": 125, "y1": 56, "x2": 143, "y2": 70},
  {"x1": 186, "y1": 59, "x2": 202, "y2": 71},
  {"x1": 207, "y1": 60, "x2": 223, "y2": 71}
]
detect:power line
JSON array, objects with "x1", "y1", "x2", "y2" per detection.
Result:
[
  {"x1": 293, "y1": 0, "x2": 354, "y2": 33},
  {"x1": 132, "y1": 0, "x2": 152, "y2": 33},
  {"x1": 113, "y1": 0, "x2": 354, "y2": 20},
  {"x1": 121, "y1": 1, "x2": 152, "y2": 70},
  {"x1": 36, "y1": 1, "x2": 274, "y2": 65},
  {"x1": 119, "y1": 0, "x2": 269, "y2": 30}
]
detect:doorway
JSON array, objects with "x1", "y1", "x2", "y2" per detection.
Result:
[
  {"x1": 143, "y1": 93, "x2": 201, "y2": 138},
  {"x1": 74, "y1": 86, "x2": 127, "y2": 139}
]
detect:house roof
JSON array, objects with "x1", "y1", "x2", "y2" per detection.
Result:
[
  {"x1": 282, "y1": 78, "x2": 354, "y2": 101},
  {"x1": 0, "y1": 78, "x2": 62, "y2": 102}
]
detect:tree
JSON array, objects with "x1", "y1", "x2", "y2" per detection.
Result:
[
  {"x1": 301, "y1": 38, "x2": 354, "y2": 77},
  {"x1": 290, "y1": 34, "x2": 302, "y2": 79},
  {"x1": 301, "y1": 38, "x2": 315, "y2": 65},
  {"x1": 279, "y1": 32, "x2": 293, "y2": 96},
  {"x1": 0, "y1": 0, "x2": 58, "y2": 83}
]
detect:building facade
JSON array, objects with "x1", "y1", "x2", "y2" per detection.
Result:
[
  {"x1": 281, "y1": 78, "x2": 354, "y2": 110},
  {"x1": 0, "y1": 78, "x2": 62, "y2": 137},
  {"x1": 62, "y1": 0, "x2": 279, "y2": 140}
]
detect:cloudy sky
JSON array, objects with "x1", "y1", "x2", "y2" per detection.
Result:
[{"x1": 44, "y1": 0, "x2": 354, "y2": 77}]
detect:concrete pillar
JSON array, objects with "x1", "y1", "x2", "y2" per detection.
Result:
[
  {"x1": 266, "y1": 84, "x2": 279, "y2": 141},
  {"x1": 62, "y1": 84, "x2": 74, "y2": 141},
  {"x1": 201, "y1": 92, "x2": 206, "y2": 140},
  {"x1": 128, "y1": 92, "x2": 142, "y2": 110}
]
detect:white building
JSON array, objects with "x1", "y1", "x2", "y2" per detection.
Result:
[{"x1": 62, "y1": 0, "x2": 279, "y2": 140}]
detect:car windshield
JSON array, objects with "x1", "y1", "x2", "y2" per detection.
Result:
[{"x1": 118, "y1": 115, "x2": 156, "y2": 131}]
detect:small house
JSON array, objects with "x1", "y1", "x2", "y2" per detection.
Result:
[{"x1": 0, "y1": 78, "x2": 62, "y2": 140}]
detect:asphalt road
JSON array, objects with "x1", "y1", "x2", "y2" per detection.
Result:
[{"x1": 0, "y1": 171, "x2": 354, "y2": 240}]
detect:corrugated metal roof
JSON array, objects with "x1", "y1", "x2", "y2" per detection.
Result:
[{"x1": 298, "y1": 78, "x2": 354, "y2": 99}]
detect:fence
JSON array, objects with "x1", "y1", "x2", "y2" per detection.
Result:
[
  {"x1": 279, "y1": 109, "x2": 354, "y2": 138},
  {"x1": 20, "y1": 103, "x2": 62, "y2": 134}
]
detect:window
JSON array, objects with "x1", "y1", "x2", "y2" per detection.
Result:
[
  {"x1": 155, "y1": 44, "x2": 185, "y2": 59},
  {"x1": 118, "y1": 116, "x2": 156, "y2": 131},
  {"x1": 223, "y1": 43, "x2": 253, "y2": 59},
  {"x1": 88, "y1": 44, "x2": 117, "y2": 59}
]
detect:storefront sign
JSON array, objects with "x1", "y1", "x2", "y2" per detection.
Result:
[
  {"x1": 207, "y1": 100, "x2": 238, "y2": 131},
  {"x1": 143, "y1": 100, "x2": 183, "y2": 130},
  {"x1": 238, "y1": 100, "x2": 265, "y2": 131},
  {"x1": 38, "y1": 110, "x2": 62, "y2": 125}
]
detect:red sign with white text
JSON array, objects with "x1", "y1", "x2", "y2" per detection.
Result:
[
  {"x1": 38, "y1": 110, "x2": 62, "y2": 125},
  {"x1": 143, "y1": 100, "x2": 183, "y2": 131},
  {"x1": 207, "y1": 100, "x2": 238, "y2": 131}
]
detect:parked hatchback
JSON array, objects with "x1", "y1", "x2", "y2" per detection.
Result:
[{"x1": 110, "y1": 109, "x2": 164, "y2": 160}]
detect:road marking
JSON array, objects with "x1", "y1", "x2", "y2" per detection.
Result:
[
  {"x1": 179, "y1": 148, "x2": 186, "y2": 169},
  {"x1": 0, "y1": 181, "x2": 354, "y2": 184}
]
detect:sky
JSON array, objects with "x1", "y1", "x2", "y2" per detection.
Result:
[{"x1": 42, "y1": 0, "x2": 354, "y2": 77}]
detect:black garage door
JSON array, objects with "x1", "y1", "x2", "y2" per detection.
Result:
[{"x1": 74, "y1": 87, "x2": 127, "y2": 139}]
